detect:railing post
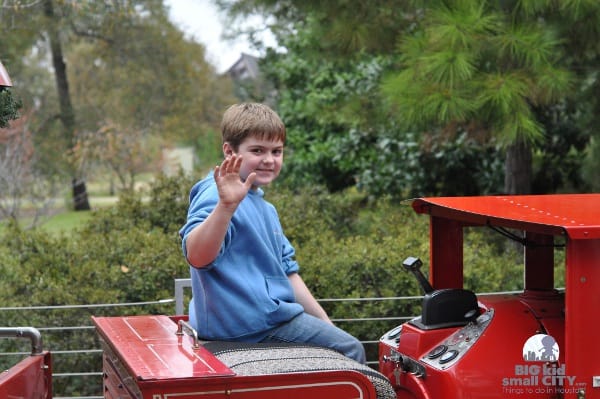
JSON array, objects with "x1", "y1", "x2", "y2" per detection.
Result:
[{"x1": 174, "y1": 278, "x2": 192, "y2": 315}]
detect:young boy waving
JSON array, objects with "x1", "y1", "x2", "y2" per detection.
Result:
[{"x1": 179, "y1": 103, "x2": 365, "y2": 363}]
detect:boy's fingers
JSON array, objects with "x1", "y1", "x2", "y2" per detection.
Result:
[
  {"x1": 223, "y1": 156, "x2": 233, "y2": 173},
  {"x1": 245, "y1": 172, "x2": 256, "y2": 188},
  {"x1": 220, "y1": 154, "x2": 242, "y2": 174},
  {"x1": 232, "y1": 154, "x2": 243, "y2": 171}
]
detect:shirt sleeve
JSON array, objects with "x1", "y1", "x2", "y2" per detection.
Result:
[
  {"x1": 179, "y1": 176, "x2": 228, "y2": 267},
  {"x1": 281, "y1": 233, "x2": 300, "y2": 275}
]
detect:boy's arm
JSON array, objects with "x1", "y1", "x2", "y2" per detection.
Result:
[
  {"x1": 288, "y1": 273, "x2": 333, "y2": 324},
  {"x1": 185, "y1": 201, "x2": 236, "y2": 267},
  {"x1": 185, "y1": 154, "x2": 255, "y2": 268}
]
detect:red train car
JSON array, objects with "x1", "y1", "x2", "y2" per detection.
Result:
[
  {"x1": 92, "y1": 314, "x2": 394, "y2": 399},
  {"x1": 2, "y1": 194, "x2": 599, "y2": 399},
  {"x1": 0, "y1": 327, "x2": 52, "y2": 399}
]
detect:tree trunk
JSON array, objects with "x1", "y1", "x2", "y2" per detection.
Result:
[
  {"x1": 504, "y1": 140, "x2": 532, "y2": 195},
  {"x1": 44, "y1": 0, "x2": 90, "y2": 210},
  {"x1": 72, "y1": 178, "x2": 91, "y2": 211}
]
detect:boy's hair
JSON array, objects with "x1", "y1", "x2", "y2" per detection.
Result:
[{"x1": 221, "y1": 103, "x2": 286, "y2": 150}]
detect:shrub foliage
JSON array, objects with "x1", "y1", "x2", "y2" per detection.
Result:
[{"x1": 0, "y1": 173, "x2": 555, "y2": 396}]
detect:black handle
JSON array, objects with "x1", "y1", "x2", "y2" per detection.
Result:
[{"x1": 402, "y1": 256, "x2": 434, "y2": 294}]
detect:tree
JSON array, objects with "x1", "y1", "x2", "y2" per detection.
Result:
[
  {"x1": 0, "y1": 111, "x2": 60, "y2": 227},
  {"x1": 217, "y1": 0, "x2": 597, "y2": 196},
  {"x1": 42, "y1": 0, "x2": 92, "y2": 209},
  {"x1": 65, "y1": 17, "x2": 234, "y2": 146},
  {"x1": 71, "y1": 120, "x2": 158, "y2": 192},
  {"x1": 382, "y1": 1, "x2": 573, "y2": 194},
  {"x1": 2, "y1": 0, "x2": 136, "y2": 210},
  {"x1": 1, "y1": 46, "x2": 60, "y2": 228},
  {"x1": 540, "y1": 0, "x2": 600, "y2": 193},
  {"x1": 1, "y1": 0, "x2": 237, "y2": 207}
]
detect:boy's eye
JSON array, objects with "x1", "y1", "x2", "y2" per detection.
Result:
[{"x1": 248, "y1": 147, "x2": 283, "y2": 155}]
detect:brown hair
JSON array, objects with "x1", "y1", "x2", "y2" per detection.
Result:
[{"x1": 221, "y1": 103, "x2": 286, "y2": 150}]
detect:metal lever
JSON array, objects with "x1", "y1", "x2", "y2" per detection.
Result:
[
  {"x1": 176, "y1": 319, "x2": 201, "y2": 349},
  {"x1": 402, "y1": 256, "x2": 434, "y2": 294}
]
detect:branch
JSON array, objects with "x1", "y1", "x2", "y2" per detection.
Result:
[
  {"x1": 0, "y1": 0, "x2": 44, "y2": 9},
  {"x1": 70, "y1": 21, "x2": 115, "y2": 45}
]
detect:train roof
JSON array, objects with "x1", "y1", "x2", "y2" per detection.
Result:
[{"x1": 412, "y1": 194, "x2": 600, "y2": 240}]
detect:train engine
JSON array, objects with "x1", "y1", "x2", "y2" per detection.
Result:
[{"x1": 379, "y1": 195, "x2": 600, "y2": 399}]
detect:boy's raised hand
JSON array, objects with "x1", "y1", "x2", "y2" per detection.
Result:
[{"x1": 214, "y1": 154, "x2": 256, "y2": 208}]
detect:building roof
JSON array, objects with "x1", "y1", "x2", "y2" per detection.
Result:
[
  {"x1": 0, "y1": 61, "x2": 13, "y2": 87},
  {"x1": 226, "y1": 53, "x2": 260, "y2": 80}
]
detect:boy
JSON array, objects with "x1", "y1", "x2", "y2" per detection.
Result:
[{"x1": 179, "y1": 103, "x2": 365, "y2": 363}]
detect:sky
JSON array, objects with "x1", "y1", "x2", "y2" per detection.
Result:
[{"x1": 165, "y1": 0, "x2": 262, "y2": 73}]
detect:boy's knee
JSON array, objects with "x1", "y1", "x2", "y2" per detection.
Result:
[{"x1": 343, "y1": 337, "x2": 366, "y2": 364}]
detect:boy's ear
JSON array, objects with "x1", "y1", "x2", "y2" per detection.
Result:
[{"x1": 223, "y1": 142, "x2": 234, "y2": 156}]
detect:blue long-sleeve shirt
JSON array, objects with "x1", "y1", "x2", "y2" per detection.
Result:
[{"x1": 179, "y1": 174, "x2": 303, "y2": 340}]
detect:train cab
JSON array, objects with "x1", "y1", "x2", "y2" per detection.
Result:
[{"x1": 379, "y1": 194, "x2": 600, "y2": 399}]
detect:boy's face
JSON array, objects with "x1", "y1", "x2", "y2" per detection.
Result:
[{"x1": 224, "y1": 136, "x2": 284, "y2": 187}]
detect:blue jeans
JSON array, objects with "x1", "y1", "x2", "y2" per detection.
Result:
[{"x1": 260, "y1": 312, "x2": 366, "y2": 364}]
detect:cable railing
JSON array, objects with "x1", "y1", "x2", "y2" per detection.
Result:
[
  {"x1": 0, "y1": 298, "x2": 176, "y2": 399},
  {"x1": 1, "y1": 279, "x2": 527, "y2": 399}
]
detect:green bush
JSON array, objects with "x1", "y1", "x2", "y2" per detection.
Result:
[
  {"x1": 1, "y1": 174, "x2": 561, "y2": 395},
  {"x1": 0, "y1": 173, "x2": 193, "y2": 397}
]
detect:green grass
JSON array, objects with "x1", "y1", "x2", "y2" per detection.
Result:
[
  {"x1": 1, "y1": 175, "x2": 152, "y2": 234},
  {"x1": 0, "y1": 210, "x2": 94, "y2": 235},
  {"x1": 39, "y1": 210, "x2": 94, "y2": 233},
  {"x1": 1, "y1": 192, "x2": 119, "y2": 234}
]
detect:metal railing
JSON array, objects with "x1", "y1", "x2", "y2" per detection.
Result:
[
  {"x1": 1, "y1": 278, "x2": 525, "y2": 399},
  {"x1": 0, "y1": 299, "x2": 177, "y2": 399}
]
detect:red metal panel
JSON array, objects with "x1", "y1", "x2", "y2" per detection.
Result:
[
  {"x1": 565, "y1": 238, "x2": 600, "y2": 399},
  {"x1": 145, "y1": 371, "x2": 376, "y2": 399},
  {"x1": 524, "y1": 232, "x2": 554, "y2": 291},
  {"x1": 429, "y1": 216, "x2": 463, "y2": 289},
  {"x1": 0, "y1": 352, "x2": 52, "y2": 399},
  {"x1": 413, "y1": 194, "x2": 600, "y2": 239},
  {"x1": 449, "y1": 296, "x2": 562, "y2": 399},
  {"x1": 93, "y1": 315, "x2": 234, "y2": 380},
  {"x1": 380, "y1": 295, "x2": 566, "y2": 399}
]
